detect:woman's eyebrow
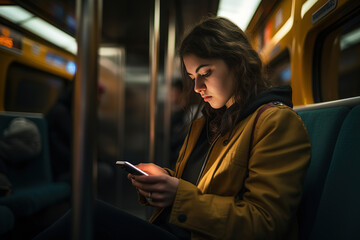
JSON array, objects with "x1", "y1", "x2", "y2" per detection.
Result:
[{"x1": 195, "y1": 64, "x2": 210, "y2": 73}]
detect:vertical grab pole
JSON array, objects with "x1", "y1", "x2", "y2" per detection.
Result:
[
  {"x1": 73, "y1": 0, "x2": 102, "y2": 239},
  {"x1": 164, "y1": 0, "x2": 176, "y2": 166},
  {"x1": 149, "y1": 0, "x2": 160, "y2": 163}
]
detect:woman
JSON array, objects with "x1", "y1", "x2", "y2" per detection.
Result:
[{"x1": 34, "y1": 16, "x2": 310, "y2": 240}]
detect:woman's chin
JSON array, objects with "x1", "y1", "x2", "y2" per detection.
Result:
[{"x1": 208, "y1": 103, "x2": 224, "y2": 109}]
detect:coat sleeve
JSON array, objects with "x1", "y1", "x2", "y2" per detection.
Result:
[{"x1": 168, "y1": 107, "x2": 311, "y2": 240}]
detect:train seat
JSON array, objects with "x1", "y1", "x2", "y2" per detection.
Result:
[
  {"x1": 0, "y1": 205, "x2": 14, "y2": 235},
  {"x1": 0, "y1": 182, "x2": 70, "y2": 216},
  {"x1": 296, "y1": 106, "x2": 350, "y2": 240},
  {"x1": 309, "y1": 105, "x2": 360, "y2": 240},
  {"x1": 0, "y1": 112, "x2": 70, "y2": 217}
]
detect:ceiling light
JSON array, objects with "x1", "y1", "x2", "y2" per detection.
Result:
[
  {"x1": 0, "y1": 5, "x2": 77, "y2": 54},
  {"x1": 217, "y1": 0, "x2": 261, "y2": 30},
  {"x1": 0, "y1": 5, "x2": 33, "y2": 23}
]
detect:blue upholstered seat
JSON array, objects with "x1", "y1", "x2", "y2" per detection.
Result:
[
  {"x1": 0, "y1": 205, "x2": 14, "y2": 235},
  {"x1": 297, "y1": 106, "x2": 350, "y2": 240},
  {"x1": 0, "y1": 112, "x2": 70, "y2": 217},
  {"x1": 309, "y1": 105, "x2": 360, "y2": 240}
]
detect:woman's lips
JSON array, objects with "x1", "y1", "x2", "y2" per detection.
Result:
[{"x1": 202, "y1": 96, "x2": 212, "y2": 102}]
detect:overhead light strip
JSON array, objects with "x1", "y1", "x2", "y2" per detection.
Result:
[
  {"x1": 217, "y1": 0, "x2": 261, "y2": 30},
  {"x1": 0, "y1": 5, "x2": 77, "y2": 54},
  {"x1": 301, "y1": 0, "x2": 318, "y2": 19},
  {"x1": 0, "y1": 5, "x2": 34, "y2": 22}
]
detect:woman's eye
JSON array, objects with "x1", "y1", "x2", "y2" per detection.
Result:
[{"x1": 201, "y1": 70, "x2": 211, "y2": 77}]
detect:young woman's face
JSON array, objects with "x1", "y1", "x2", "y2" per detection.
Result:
[{"x1": 183, "y1": 54, "x2": 235, "y2": 109}]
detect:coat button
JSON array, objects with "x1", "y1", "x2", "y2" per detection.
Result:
[
  {"x1": 222, "y1": 140, "x2": 229, "y2": 146},
  {"x1": 178, "y1": 214, "x2": 187, "y2": 223}
]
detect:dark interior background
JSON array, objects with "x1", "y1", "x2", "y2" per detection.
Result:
[
  {"x1": 13, "y1": 0, "x2": 219, "y2": 66},
  {"x1": 4, "y1": 0, "x2": 221, "y2": 215}
]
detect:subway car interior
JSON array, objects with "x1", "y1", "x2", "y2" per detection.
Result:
[{"x1": 0, "y1": 0, "x2": 360, "y2": 239}]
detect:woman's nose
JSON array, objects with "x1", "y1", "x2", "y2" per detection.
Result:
[{"x1": 194, "y1": 76, "x2": 206, "y2": 93}]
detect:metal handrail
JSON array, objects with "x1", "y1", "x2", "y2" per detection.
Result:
[
  {"x1": 72, "y1": 0, "x2": 102, "y2": 239},
  {"x1": 149, "y1": 0, "x2": 160, "y2": 164},
  {"x1": 294, "y1": 96, "x2": 360, "y2": 111}
]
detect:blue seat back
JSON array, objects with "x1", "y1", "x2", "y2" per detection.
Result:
[
  {"x1": 0, "y1": 112, "x2": 52, "y2": 188},
  {"x1": 297, "y1": 106, "x2": 350, "y2": 240},
  {"x1": 0, "y1": 205, "x2": 14, "y2": 235},
  {"x1": 310, "y1": 105, "x2": 360, "y2": 240}
]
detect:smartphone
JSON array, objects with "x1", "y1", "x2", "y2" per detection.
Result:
[{"x1": 116, "y1": 161, "x2": 149, "y2": 176}]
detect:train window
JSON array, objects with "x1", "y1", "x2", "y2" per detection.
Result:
[
  {"x1": 266, "y1": 49, "x2": 291, "y2": 87},
  {"x1": 4, "y1": 63, "x2": 67, "y2": 113},
  {"x1": 317, "y1": 13, "x2": 360, "y2": 102}
]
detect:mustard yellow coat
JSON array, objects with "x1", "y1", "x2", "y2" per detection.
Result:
[{"x1": 150, "y1": 104, "x2": 311, "y2": 240}]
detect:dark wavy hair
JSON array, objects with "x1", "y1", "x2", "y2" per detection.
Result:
[{"x1": 179, "y1": 16, "x2": 270, "y2": 139}]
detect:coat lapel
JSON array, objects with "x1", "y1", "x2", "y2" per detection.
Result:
[
  {"x1": 197, "y1": 114, "x2": 254, "y2": 192},
  {"x1": 175, "y1": 117, "x2": 205, "y2": 178}
]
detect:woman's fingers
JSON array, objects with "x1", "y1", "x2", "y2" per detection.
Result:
[
  {"x1": 137, "y1": 188, "x2": 175, "y2": 208},
  {"x1": 131, "y1": 176, "x2": 166, "y2": 192},
  {"x1": 137, "y1": 188, "x2": 151, "y2": 199},
  {"x1": 136, "y1": 163, "x2": 169, "y2": 176},
  {"x1": 133, "y1": 174, "x2": 167, "y2": 184},
  {"x1": 130, "y1": 175, "x2": 179, "y2": 208}
]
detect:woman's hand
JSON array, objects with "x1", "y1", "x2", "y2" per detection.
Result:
[
  {"x1": 128, "y1": 163, "x2": 179, "y2": 208},
  {"x1": 136, "y1": 163, "x2": 169, "y2": 176}
]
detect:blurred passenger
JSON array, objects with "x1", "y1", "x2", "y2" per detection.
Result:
[
  {"x1": 46, "y1": 81, "x2": 113, "y2": 185},
  {"x1": 33, "y1": 16, "x2": 311, "y2": 240},
  {"x1": 46, "y1": 82, "x2": 74, "y2": 182},
  {"x1": 0, "y1": 117, "x2": 41, "y2": 196}
]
